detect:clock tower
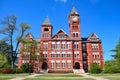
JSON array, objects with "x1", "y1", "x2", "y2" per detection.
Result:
[{"x1": 68, "y1": 6, "x2": 81, "y2": 39}]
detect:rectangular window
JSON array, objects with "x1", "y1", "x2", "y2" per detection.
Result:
[
  {"x1": 82, "y1": 44, "x2": 86, "y2": 51},
  {"x1": 68, "y1": 62, "x2": 71, "y2": 68},
  {"x1": 51, "y1": 44, "x2": 55, "y2": 49},
  {"x1": 74, "y1": 54, "x2": 76, "y2": 58},
  {"x1": 62, "y1": 62, "x2": 65, "y2": 68},
  {"x1": 56, "y1": 54, "x2": 60, "y2": 58},
  {"x1": 56, "y1": 44, "x2": 60, "y2": 49},
  {"x1": 42, "y1": 54, "x2": 47, "y2": 58},
  {"x1": 67, "y1": 54, "x2": 71, "y2": 58},
  {"x1": 74, "y1": 42, "x2": 78, "y2": 49},
  {"x1": 43, "y1": 43, "x2": 48, "y2": 49},
  {"x1": 62, "y1": 54, "x2": 66, "y2": 58},
  {"x1": 67, "y1": 44, "x2": 70, "y2": 49},
  {"x1": 51, "y1": 54, "x2": 54, "y2": 58},
  {"x1": 62, "y1": 44, "x2": 66, "y2": 49},
  {"x1": 92, "y1": 44, "x2": 98, "y2": 51},
  {"x1": 56, "y1": 62, "x2": 60, "y2": 68},
  {"x1": 51, "y1": 62, "x2": 54, "y2": 69}
]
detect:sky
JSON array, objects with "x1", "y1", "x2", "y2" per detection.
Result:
[{"x1": 0, "y1": 0, "x2": 120, "y2": 61}]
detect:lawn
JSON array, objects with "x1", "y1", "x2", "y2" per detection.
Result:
[
  {"x1": 89, "y1": 73, "x2": 120, "y2": 80},
  {"x1": 25, "y1": 73, "x2": 94, "y2": 80},
  {"x1": 0, "y1": 73, "x2": 29, "y2": 80},
  {"x1": 89, "y1": 73, "x2": 120, "y2": 76}
]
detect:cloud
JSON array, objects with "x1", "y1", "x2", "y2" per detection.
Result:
[{"x1": 55, "y1": 0, "x2": 67, "y2": 3}]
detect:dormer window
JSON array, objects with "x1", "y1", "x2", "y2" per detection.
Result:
[{"x1": 57, "y1": 35, "x2": 65, "y2": 39}]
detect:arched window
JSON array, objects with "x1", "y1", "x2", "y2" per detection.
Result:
[{"x1": 44, "y1": 28, "x2": 49, "y2": 31}]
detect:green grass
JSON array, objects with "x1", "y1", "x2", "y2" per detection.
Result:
[
  {"x1": 37, "y1": 73, "x2": 82, "y2": 77},
  {"x1": 25, "y1": 77, "x2": 94, "y2": 80},
  {"x1": 0, "y1": 73, "x2": 29, "y2": 80},
  {"x1": 0, "y1": 73, "x2": 28, "y2": 76},
  {"x1": 89, "y1": 73, "x2": 120, "y2": 76},
  {"x1": 105, "y1": 77, "x2": 120, "y2": 80},
  {"x1": 26, "y1": 73, "x2": 94, "y2": 80},
  {"x1": 0, "y1": 77, "x2": 14, "y2": 80}
]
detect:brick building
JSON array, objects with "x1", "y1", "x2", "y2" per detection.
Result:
[{"x1": 18, "y1": 6, "x2": 104, "y2": 73}]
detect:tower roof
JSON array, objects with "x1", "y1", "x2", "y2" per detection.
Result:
[
  {"x1": 71, "y1": 5, "x2": 78, "y2": 14},
  {"x1": 42, "y1": 17, "x2": 52, "y2": 26}
]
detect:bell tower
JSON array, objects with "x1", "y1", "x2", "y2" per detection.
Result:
[
  {"x1": 41, "y1": 17, "x2": 52, "y2": 40},
  {"x1": 68, "y1": 6, "x2": 81, "y2": 39}
]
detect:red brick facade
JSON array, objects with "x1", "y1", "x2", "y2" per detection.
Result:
[{"x1": 18, "y1": 6, "x2": 104, "y2": 73}]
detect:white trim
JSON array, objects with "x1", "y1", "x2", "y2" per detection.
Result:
[
  {"x1": 62, "y1": 61, "x2": 66, "y2": 63},
  {"x1": 67, "y1": 42, "x2": 70, "y2": 44},
  {"x1": 56, "y1": 61, "x2": 60, "y2": 63},
  {"x1": 67, "y1": 52, "x2": 71, "y2": 54},
  {"x1": 67, "y1": 60, "x2": 71, "y2": 62},
  {"x1": 56, "y1": 42, "x2": 60, "y2": 44},
  {"x1": 52, "y1": 42, "x2": 55, "y2": 44},
  {"x1": 62, "y1": 42, "x2": 65, "y2": 44},
  {"x1": 51, "y1": 61, "x2": 55, "y2": 63}
]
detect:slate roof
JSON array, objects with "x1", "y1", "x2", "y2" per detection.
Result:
[{"x1": 42, "y1": 17, "x2": 52, "y2": 26}]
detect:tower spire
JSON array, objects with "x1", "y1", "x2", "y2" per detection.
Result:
[
  {"x1": 71, "y1": 5, "x2": 78, "y2": 14},
  {"x1": 42, "y1": 17, "x2": 52, "y2": 26}
]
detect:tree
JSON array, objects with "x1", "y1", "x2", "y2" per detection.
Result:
[
  {"x1": 111, "y1": 39, "x2": 120, "y2": 65},
  {"x1": 0, "y1": 15, "x2": 31, "y2": 69},
  {"x1": 89, "y1": 63, "x2": 102, "y2": 73},
  {"x1": 104, "y1": 60, "x2": 120, "y2": 73},
  {"x1": 21, "y1": 37, "x2": 43, "y2": 73},
  {"x1": 0, "y1": 41, "x2": 11, "y2": 68},
  {"x1": 21, "y1": 62, "x2": 32, "y2": 73}
]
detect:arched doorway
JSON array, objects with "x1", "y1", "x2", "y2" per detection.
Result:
[
  {"x1": 74, "y1": 62, "x2": 80, "y2": 69},
  {"x1": 42, "y1": 62, "x2": 48, "y2": 70}
]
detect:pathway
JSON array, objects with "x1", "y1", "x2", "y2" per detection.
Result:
[
  {"x1": 10, "y1": 74, "x2": 41, "y2": 80},
  {"x1": 79, "y1": 73, "x2": 108, "y2": 80}
]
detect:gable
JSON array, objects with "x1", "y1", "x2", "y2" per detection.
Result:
[
  {"x1": 87, "y1": 33, "x2": 100, "y2": 41},
  {"x1": 51, "y1": 29, "x2": 71, "y2": 40}
]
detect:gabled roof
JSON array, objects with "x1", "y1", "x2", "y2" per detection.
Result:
[
  {"x1": 87, "y1": 32, "x2": 100, "y2": 41},
  {"x1": 51, "y1": 29, "x2": 71, "y2": 39},
  {"x1": 71, "y1": 5, "x2": 78, "y2": 14},
  {"x1": 42, "y1": 17, "x2": 52, "y2": 26},
  {"x1": 25, "y1": 32, "x2": 33, "y2": 39}
]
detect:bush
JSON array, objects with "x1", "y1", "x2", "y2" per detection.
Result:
[
  {"x1": 11, "y1": 68, "x2": 23, "y2": 74},
  {"x1": 89, "y1": 63, "x2": 102, "y2": 73},
  {"x1": 2, "y1": 68, "x2": 12, "y2": 74},
  {"x1": 48, "y1": 70, "x2": 73, "y2": 73},
  {"x1": 21, "y1": 62, "x2": 32, "y2": 73}
]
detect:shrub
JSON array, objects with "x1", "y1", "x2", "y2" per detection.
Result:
[
  {"x1": 21, "y1": 62, "x2": 32, "y2": 73},
  {"x1": 2, "y1": 68, "x2": 12, "y2": 74},
  {"x1": 11, "y1": 68, "x2": 23, "y2": 74},
  {"x1": 89, "y1": 63, "x2": 102, "y2": 73},
  {"x1": 48, "y1": 70, "x2": 73, "y2": 73}
]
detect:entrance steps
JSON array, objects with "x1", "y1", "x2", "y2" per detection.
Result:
[{"x1": 73, "y1": 69, "x2": 85, "y2": 74}]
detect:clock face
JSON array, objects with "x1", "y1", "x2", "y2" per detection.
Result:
[{"x1": 73, "y1": 16, "x2": 77, "y2": 21}]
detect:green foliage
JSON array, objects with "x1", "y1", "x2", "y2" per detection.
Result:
[
  {"x1": 104, "y1": 60, "x2": 120, "y2": 73},
  {"x1": 11, "y1": 68, "x2": 23, "y2": 74},
  {"x1": 111, "y1": 39, "x2": 120, "y2": 65},
  {"x1": 21, "y1": 62, "x2": 32, "y2": 73},
  {"x1": 0, "y1": 15, "x2": 31, "y2": 69},
  {"x1": 0, "y1": 54, "x2": 11, "y2": 68},
  {"x1": 89, "y1": 63, "x2": 102, "y2": 73}
]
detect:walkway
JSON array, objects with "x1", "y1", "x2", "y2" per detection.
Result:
[
  {"x1": 10, "y1": 74, "x2": 41, "y2": 80},
  {"x1": 79, "y1": 73, "x2": 108, "y2": 80}
]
